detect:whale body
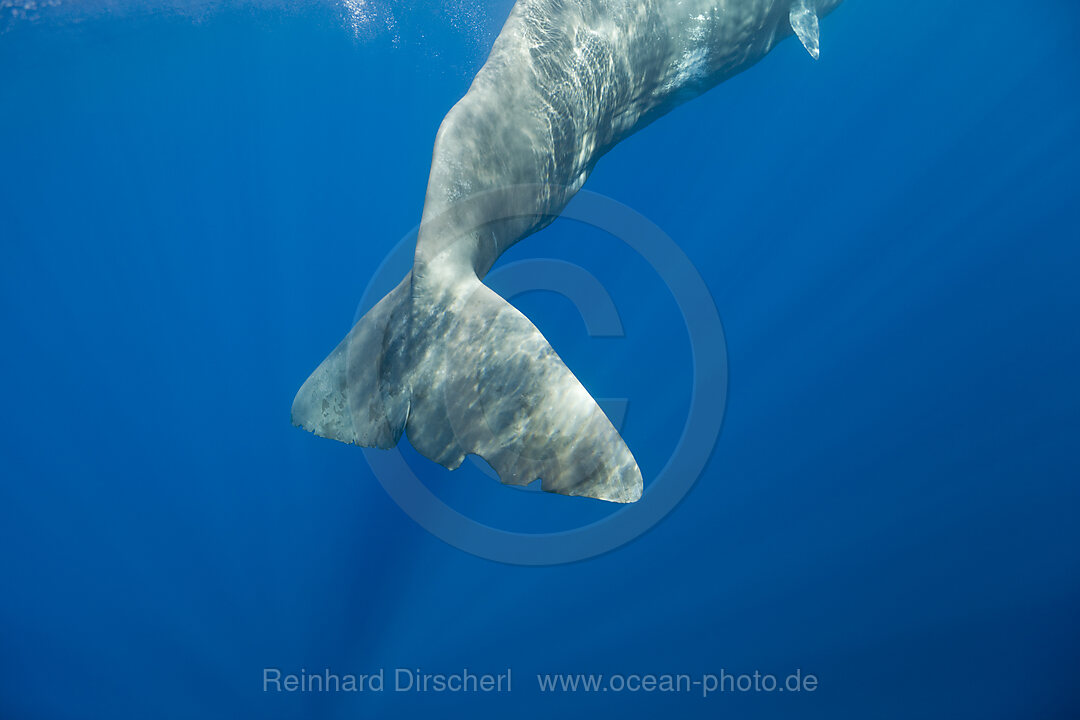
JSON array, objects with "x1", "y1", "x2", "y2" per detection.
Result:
[{"x1": 292, "y1": 0, "x2": 844, "y2": 503}]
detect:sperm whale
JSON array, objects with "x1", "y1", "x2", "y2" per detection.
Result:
[{"x1": 292, "y1": 0, "x2": 843, "y2": 502}]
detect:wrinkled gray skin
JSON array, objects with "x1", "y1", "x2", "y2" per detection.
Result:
[{"x1": 292, "y1": 0, "x2": 843, "y2": 503}]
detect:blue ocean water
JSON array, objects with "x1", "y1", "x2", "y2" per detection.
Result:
[{"x1": 1, "y1": 1, "x2": 1078, "y2": 718}]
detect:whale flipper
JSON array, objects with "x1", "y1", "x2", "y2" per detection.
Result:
[
  {"x1": 292, "y1": 273, "x2": 643, "y2": 503},
  {"x1": 790, "y1": 0, "x2": 821, "y2": 60}
]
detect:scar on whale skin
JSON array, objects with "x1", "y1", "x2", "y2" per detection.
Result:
[{"x1": 292, "y1": 0, "x2": 842, "y2": 503}]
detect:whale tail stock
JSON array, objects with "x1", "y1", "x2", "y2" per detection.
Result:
[{"x1": 291, "y1": 270, "x2": 643, "y2": 503}]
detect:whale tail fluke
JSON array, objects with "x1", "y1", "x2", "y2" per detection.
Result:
[
  {"x1": 291, "y1": 273, "x2": 642, "y2": 503},
  {"x1": 291, "y1": 274, "x2": 412, "y2": 450}
]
